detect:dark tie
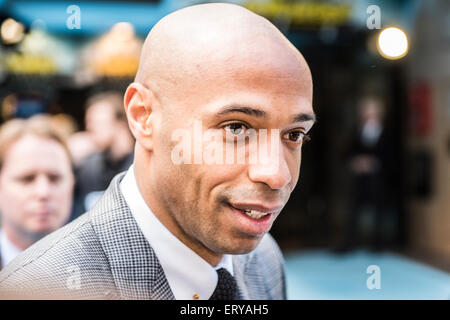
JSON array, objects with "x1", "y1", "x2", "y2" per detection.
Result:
[{"x1": 209, "y1": 268, "x2": 239, "y2": 300}]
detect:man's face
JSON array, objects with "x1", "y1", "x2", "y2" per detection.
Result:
[
  {"x1": 85, "y1": 101, "x2": 117, "y2": 151},
  {"x1": 148, "y1": 58, "x2": 315, "y2": 257},
  {"x1": 0, "y1": 135, "x2": 74, "y2": 240},
  {"x1": 360, "y1": 101, "x2": 382, "y2": 124}
]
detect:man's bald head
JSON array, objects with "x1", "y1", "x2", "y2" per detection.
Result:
[
  {"x1": 125, "y1": 3, "x2": 315, "y2": 265},
  {"x1": 135, "y1": 3, "x2": 312, "y2": 107}
]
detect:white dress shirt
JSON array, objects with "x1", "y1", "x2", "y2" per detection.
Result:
[
  {"x1": 361, "y1": 120, "x2": 382, "y2": 147},
  {"x1": 120, "y1": 165, "x2": 233, "y2": 300},
  {"x1": 0, "y1": 229, "x2": 22, "y2": 268}
]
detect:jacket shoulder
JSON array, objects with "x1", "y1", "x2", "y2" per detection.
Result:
[{"x1": 0, "y1": 213, "x2": 118, "y2": 299}]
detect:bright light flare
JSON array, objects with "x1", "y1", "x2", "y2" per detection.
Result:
[{"x1": 377, "y1": 27, "x2": 409, "y2": 60}]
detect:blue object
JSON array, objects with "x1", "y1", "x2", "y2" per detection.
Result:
[{"x1": 284, "y1": 249, "x2": 450, "y2": 300}]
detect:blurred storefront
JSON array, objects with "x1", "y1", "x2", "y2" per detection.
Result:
[{"x1": 406, "y1": 0, "x2": 450, "y2": 264}]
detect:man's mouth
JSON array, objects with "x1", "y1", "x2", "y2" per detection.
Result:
[
  {"x1": 225, "y1": 202, "x2": 283, "y2": 236},
  {"x1": 228, "y1": 202, "x2": 282, "y2": 219},
  {"x1": 241, "y1": 209, "x2": 270, "y2": 220},
  {"x1": 232, "y1": 200, "x2": 283, "y2": 217}
]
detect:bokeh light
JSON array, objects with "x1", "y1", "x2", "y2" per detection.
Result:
[
  {"x1": 1, "y1": 18, "x2": 25, "y2": 45},
  {"x1": 377, "y1": 26, "x2": 409, "y2": 60}
]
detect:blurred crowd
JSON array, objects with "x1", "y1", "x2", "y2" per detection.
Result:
[{"x1": 0, "y1": 91, "x2": 134, "y2": 269}]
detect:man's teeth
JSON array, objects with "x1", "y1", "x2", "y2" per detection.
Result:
[{"x1": 242, "y1": 209, "x2": 269, "y2": 219}]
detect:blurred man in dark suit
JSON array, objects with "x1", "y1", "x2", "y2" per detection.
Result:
[
  {"x1": 339, "y1": 96, "x2": 394, "y2": 251},
  {"x1": 74, "y1": 91, "x2": 134, "y2": 212}
]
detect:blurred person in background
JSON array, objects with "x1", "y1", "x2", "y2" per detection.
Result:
[
  {"x1": 0, "y1": 115, "x2": 74, "y2": 269},
  {"x1": 75, "y1": 91, "x2": 134, "y2": 211},
  {"x1": 67, "y1": 131, "x2": 97, "y2": 166},
  {"x1": 337, "y1": 95, "x2": 394, "y2": 252},
  {"x1": 49, "y1": 113, "x2": 78, "y2": 140}
]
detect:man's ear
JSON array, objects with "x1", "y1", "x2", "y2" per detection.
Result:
[{"x1": 124, "y1": 82, "x2": 155, "y2": 151}]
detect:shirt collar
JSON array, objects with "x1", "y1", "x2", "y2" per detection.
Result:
[
  {"x1": 0, "y1": 229, "x2": 22, "y2": 268},
  {"x1": 120, "y1": 165, "x2": 233, "y2": 300}
]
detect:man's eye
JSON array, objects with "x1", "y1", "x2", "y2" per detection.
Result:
[
  {"x1": 19, "y1": 175, "x2": 35, "y2": 183},
  {"x1": 283, "y1": 131, "x2": 310, "y2": 144},
  {"x1": 48, "y1": 174, "x2": 62, "y2": 183},
  {"x1": 224, "y1": 123, "x2": 248, "y2": 136}
]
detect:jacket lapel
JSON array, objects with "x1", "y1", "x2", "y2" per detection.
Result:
[
  {"x1": 233, "y1": 254, "x2": 250, "y2": 299},
  {"x1": 233, "y1": 246, "x2": 272, "y2": 300},
  {"x1": 90, "y1": 173, "x2": 175, "y2": 300}
]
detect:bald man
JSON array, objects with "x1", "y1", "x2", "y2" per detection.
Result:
[{"x1": 0, "y1": 3, "x2": 315, "y2": 300}]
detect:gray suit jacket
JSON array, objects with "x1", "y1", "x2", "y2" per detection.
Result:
[{"x1": 0, "y1": 173, "x2": 286, "y2": 300}]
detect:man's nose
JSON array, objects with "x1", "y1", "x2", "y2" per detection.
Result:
[
  {"x1": 33, "y1": 175, "x2": 51, "y2": 199},
  {"x1": 248, "y1": 142, "x2": 292, "y2": 190}
]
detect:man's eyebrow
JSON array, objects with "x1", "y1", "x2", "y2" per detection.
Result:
[
  {"x1": 292, "y1": 112, "x2": 317, "y2": 124},
  {"x1": 216, "y1": 105, "x2": 267, "y2": 119},
  {"x1": 215, "y1": 104, "x2": 317, "y2": 124}
]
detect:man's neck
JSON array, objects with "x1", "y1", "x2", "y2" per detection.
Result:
[{"x1": 1, "y1": 224, "x2": 35, "y2": 251}]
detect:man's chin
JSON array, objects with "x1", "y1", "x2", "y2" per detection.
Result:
[
  {"x1": 214, "y1": 234, "x2": 266, "y2": 255},
  {"x1": 24, "y1": 227, "x2": 54, "y2": 241}
]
